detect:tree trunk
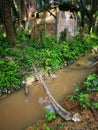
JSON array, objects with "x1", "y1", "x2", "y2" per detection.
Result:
[{"x1": 1, "y1": 0, "x2": 16, "y2": 42}]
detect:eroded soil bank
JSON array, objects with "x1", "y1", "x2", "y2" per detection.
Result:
[
  {"x1": 27, "y1": 93, "x2": 98, "y2": 130},
  {"x1": 25, "y1": 55, "x2": 98, "y2": 130},
  {"x1": 0, "y1": 53, "x2": 97, "y2": 130}
]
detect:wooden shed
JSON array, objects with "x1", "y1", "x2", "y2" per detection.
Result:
[{"x1": 31, "y1": 2, "x2": 78, "y2": 40}]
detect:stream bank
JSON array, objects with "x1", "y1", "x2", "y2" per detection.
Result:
[
  {"x1": 25, "y1": 55, "x2": 98, "y2": 130},
  {"x1": 26, "y1": 91, "x2": 98, "y2": 130},
  {"x1": 0, "y1": 53, "x2": 97, "y2": 130}
]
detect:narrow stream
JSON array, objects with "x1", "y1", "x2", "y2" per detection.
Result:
[{"x1": 0, "y1": 55, "x2": 95, "y2": 130}]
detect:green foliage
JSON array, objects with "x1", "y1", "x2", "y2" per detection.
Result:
[
  {"x1": 56, "y1": 122, "x2": 67, "y2": 129},
  {"x1": 45, "y1": 109, "x2": 57, "y2": 121},
  {"x1": 84, "y1": 34, "x2": 98, "y2": 50},
  {"x1": 68, "y1": 73, "x2": 98, "y2": 109},
  {"x1": 39, "y1": 49, "x2": 62, "y2": 74},
  {"x1": 84, "y1": 73, "x2": 98, "y2": 92},
  {"x1": 0, "y1": 58, "x2": 23, "y2": 95},
  {"x1": 76, "y1": 93, "x2": 90, "y2": 109},
  {"x1": 92, "y1": 102, "x2": 98, "y2": 109},
  {"x1": 43, "y1": 123, "x2": 51, "y2": 130},
  {"x1": 0, "y1": 29, "x2": 6, "y2": 43},
  {"x1": 0, "y1": 28, "x2": 98, "y2": 95},
  {"x1": 59, "y1": 29, "x2": 67, "y2": 41},
  {"x1": 68, "y1": 84, "x2": 83, "y2": 102},
  {"x1": 77, "y1": 0, "x2": 98, "y2": 34},
  {"x1": 16, "y1": 28, "x2": 27, "y2": 42}
]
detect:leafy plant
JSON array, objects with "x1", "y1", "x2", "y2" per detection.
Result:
[
  {"x1": 59, "y1": 29, "x2": 67, "y2": 41},
  {"x1": 45, "y1": 109, "x2": 57, "y2": 121},
  {"x1": 67, "y1": 84, "x2": 83, "y2": 102},
  {"x1": 0, "y1": 58, "x2": 23, "y2": 94},
  {"x1": 84, "y1": 73, "x2": 98, "y2": 92},
  {"x1": 92, "y1": 102, "x2": 98, "y2": 109},
  {"x1": 43, "y1": 123, "x2": 51, "y2": 130},
  {"x1": 68, "y1": 73, "x2": 98, "y2": 109},
  {"x1": 0, "y1": 28, "x2": 98, "y2": 95},
  {"x1": 76, "y1": 93, "x2": 90, "y2": 109},
  {"x1": 56, "y1": 122, "x2": 67, "y2": 129}
]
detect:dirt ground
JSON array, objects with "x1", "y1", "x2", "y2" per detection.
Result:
[
  {"x1": 0, "y1": 54, "x2": 97, "y2": 130},
  {"x1": 25, "y1": 91, "x2": 98, "y2": 130},
  {"x1": 25, "y1": 66, "x2": 98, "y2": 130}
]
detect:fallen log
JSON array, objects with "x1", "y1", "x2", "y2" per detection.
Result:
[{"x1": 32, "y1": 64, "x2": 73, "y2": 120}]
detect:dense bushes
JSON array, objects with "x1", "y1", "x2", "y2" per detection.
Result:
[
  {"x1": 68, "y1": 73, "x2": 98, "y2": 109},
  {"x1": 0, "y1": 29, "x2": 98, "y2": 95},
  {"x1": 0, "y1": 58, "x2": 23, "y2": 93}
]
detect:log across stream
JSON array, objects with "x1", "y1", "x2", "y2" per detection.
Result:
[{"x1": 0, "y1": 54, "x2": 96, "y2": 130}]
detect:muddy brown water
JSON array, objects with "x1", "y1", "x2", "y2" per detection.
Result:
[{"x1": 0, "y1": 55, "x2": 96, "y2": 130}]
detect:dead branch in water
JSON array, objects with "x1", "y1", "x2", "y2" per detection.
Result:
[{"x1": 32, "y1": 64, "x2": 73, "y2": 121}]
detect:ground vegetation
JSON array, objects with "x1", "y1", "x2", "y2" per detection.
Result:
[
  {"x1": 25, "y1": 72, "x2": 98, "y2": 130},
  {"x1": 0, "y1": 30, "x2": 97, "y2": 96}
]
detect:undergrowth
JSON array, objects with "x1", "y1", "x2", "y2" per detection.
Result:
[
  {"x1": 0, "y1": 28, "x2": 98, "y2": 95},
  {"x1": 68, "y1": 73, "x2": 98, "y2": 109}
]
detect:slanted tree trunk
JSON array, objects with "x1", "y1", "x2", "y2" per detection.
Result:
[{"x1": 1, "y1": 0, "x2": 16, "y2": 42}]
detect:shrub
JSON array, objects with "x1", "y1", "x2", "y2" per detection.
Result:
[
  {"x1": 0, "y1": 28, "x2": 98, "y2": 95},
  {"x1": 84, "y1": 73, "x2": 98, "y2": 92},
  {"x1": 68, "y1": 73, "x2": 98, "y2": 109},
  {"x1": 45, "y1": 109, "x2": 57, "y2": 121},
  {"x1": 0, "y1": 58, "x2": 23, "y2": 95}
]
